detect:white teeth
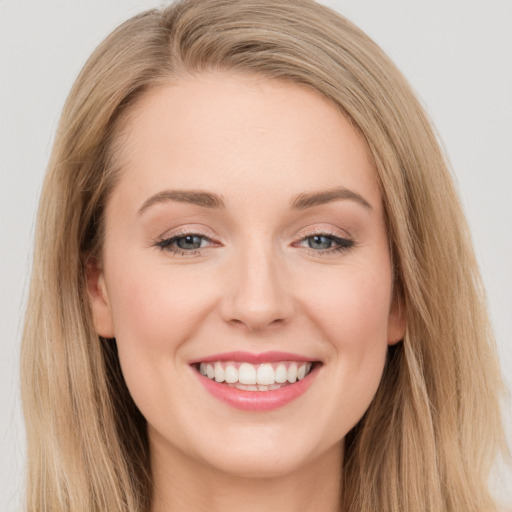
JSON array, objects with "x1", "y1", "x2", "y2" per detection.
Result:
[
  {"x1": 256, "y1": 363, "x2": 275, "y2": 385},
  {"x1": 224, "y1": 364, "x2": 238, "y2": 384},
  {"x1": 232, "y1": 383, "x2": 257, "y2": 391},
  {"x1": 238, "y1": 363, "x2": 257, "y2": 385},
  {"x1": 287, "y1": 363, "x2": 298, "y2": 383},
  {"x1": 198, "y1": 360, "x2": 314, "y2": 388},
  {"x1": 275, "y1": 364, "x2": 288, "y2": 383},
  {"x1": 214, "y1": 363, "x2": 224, "y2": 382}
]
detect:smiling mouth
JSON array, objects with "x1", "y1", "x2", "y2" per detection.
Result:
[{"x1": 193, "y1": 361, "x2": 318, "y2": 391}]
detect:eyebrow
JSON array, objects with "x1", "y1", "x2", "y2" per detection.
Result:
[
  {"x1": 137, "y1": 189, "x2": 226, "y2": 215},
  {"x1": 137, "y1": 185, "x2": 372, "y2": 216},
  {"x1": 290, "y1": 186, "x2": 373, "y2": 211}
]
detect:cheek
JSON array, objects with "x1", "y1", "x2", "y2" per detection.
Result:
[
  {"x1": 305, "y1": 262, "x2": 393, "y2": 347},
  {"x1": 301, "y1": 261, "x2": 392, "y2": 413},
  {"x1": 106, "y1": 255, "x2": 214, "y2": 350},
  {"x1": 102, "y1": 257, "x2": 220, "y2": 422}
]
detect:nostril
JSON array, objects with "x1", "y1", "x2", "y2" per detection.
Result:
[
  {"x1": 226, "y1": 314, "x2": 291, "y2": 333},
  {"x1": 219, "y1": 264, "x2": 295, "y2": 331}
]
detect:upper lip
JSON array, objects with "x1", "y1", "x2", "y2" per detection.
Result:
[{"x1": 189, "y1": 351, "x2": 319, "y2": 365}]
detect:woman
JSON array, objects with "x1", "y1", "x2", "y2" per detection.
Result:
[{"x1": 21, "y1": 0, "x2": 508, "y2": 510}]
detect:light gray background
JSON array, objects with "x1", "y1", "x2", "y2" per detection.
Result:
[{"x1": 1, "y1": 0, "x2": 511, "y2": 510}]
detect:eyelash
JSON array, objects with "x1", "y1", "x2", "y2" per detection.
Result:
[
  {"x1": 294, "y1": 232, "x2": 355, "y2": 256},
  {"x1": 155, "y1": 231, "x2": 215, "y2": 256},
  {"x1": 154, "y1": 230, "x2": 355, "y2": 257}
]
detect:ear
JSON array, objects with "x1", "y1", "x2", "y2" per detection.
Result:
[
  {"x1": 387, "y1": 295, "x2": 406, "y2": 346},
  {"x1": 85, "y1": 259, "x2": 115, "y2": 338}
]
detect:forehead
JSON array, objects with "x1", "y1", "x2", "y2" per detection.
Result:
[{"x1": 110, "y1": 72, "x2": 380, "y2": 213}]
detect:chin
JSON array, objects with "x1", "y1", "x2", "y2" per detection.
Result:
[
  {"x1": 188, "y1": 423, "x2": 342, "y2": 480},
  {"x1": 201, "y1": 446, "x2": 320, "y2": 480}
]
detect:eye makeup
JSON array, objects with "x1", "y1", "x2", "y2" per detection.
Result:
[{"x1": 153, "y1": 227, "x2": 355, "y2": 258}]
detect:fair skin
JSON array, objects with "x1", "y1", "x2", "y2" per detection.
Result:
[{"x1": 88, "y1": 73, "x2": 405, "y2": 512}]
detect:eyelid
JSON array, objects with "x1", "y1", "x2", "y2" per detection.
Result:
[
  {"x1": 155, "y1": 224, "x2": 217, "y2": 242},
  {"x1": 153, "y1": 225, "x2": 221, "y2": 254},
  {"x1": 295, "y1": 224, "x2": 352, "y2": 240},
  {"x1": 292, "y1": 225, "x2": 355, "y2": 255}
]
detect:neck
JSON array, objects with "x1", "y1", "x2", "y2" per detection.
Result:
[{"x1": 151, "y1": 437, "x2": 343, "y2": 512}]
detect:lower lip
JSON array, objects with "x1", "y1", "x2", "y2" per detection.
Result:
[{"x1": 194, "y1": 364, "x2": 320, "y2": 411}]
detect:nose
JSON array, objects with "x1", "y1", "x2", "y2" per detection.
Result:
[{"x1": 220, "y1": 244, "x2": 294, "y2": 333}]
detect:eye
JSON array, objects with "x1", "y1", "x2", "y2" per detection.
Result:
[
  {"x1": 306, "y1": 235, "x2": 337, "y2": 250},
  {"x1": 173, "y1": 234, "x2": 207, "y2": 250},
  {"x1": 295, "y1": 233, "x2": 354, "y2": 254},
  {"x1": 155, "y1": 233, "x2": 213, "y2": 254}
]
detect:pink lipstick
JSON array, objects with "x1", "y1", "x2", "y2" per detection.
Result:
[{"x1": 190, "y1": 351, "x2": 321, "y2": 411}]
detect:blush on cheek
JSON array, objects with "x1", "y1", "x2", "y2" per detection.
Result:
[
  {"x1": 109, "y1": 267, "x2": 213, "y2": 355},
  {"x1": 312, "y1": 274, "x2": 392, "y2": 342}
]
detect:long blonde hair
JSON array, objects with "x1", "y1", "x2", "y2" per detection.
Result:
[{"x1": 21, "y1": 1, "x2": 507, "y2": 510}]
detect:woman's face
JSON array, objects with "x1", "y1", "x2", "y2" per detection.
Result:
[{"x1": 88, "y1": 73, "x2": 405, "y2": 479}]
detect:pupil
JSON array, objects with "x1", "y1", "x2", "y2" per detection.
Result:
[
  {"x1": 309, "y1": 235, "x2": 332, "y2": 250},
  {"x1": 178, "y1": 235, "x2": 202, "y2": 250}
]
